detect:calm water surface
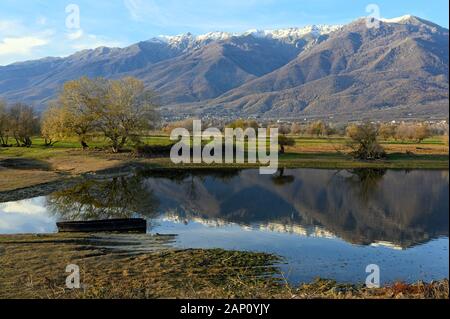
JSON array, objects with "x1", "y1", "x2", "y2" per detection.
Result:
[{"x1": 1, "y1": 168, "x2": 448, "y2": 285}]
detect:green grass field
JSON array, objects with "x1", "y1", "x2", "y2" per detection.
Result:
[
  {"x1": 0, "y1": 134, "x2": 448, "y2": 172},
  {"x1": 2, "y1": 134, "x2": 446, "y2": 150}
]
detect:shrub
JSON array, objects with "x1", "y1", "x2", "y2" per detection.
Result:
[{"x1": 347, "y1": 122, "x2": 386, "y2": 160}]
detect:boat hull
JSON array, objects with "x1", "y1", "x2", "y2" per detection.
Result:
[{"x1": 56, "y1": 218, "x2": 147, "y2": 233}]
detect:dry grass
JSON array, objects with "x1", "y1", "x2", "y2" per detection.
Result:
[
  {"x1": 286, "y1": 137, "x2": 449, "y2": 155},
  {"x1": 46, "y1": 153, "x2": 124, "y2": 175},
  {"x1": 0, "y1": 234, "x2": 447, "y2": 299},
  {"x1": 383, "y1": 143, "x2": 449, "y2": 155},
  {"x1": 0, "y1": 234, "x2": 281, "y2": 299},
  {"x1": 0, "y1": 168, "x2": 60, "y2": 192},
  {"x1": 295, "y1": 278, "x2": 449, "y2": 299}
]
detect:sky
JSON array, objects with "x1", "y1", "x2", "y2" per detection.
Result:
[{"x1": 0, "y1": 0, "x2": 449, "y2": 65}]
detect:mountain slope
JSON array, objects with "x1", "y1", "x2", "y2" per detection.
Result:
[
  {"x1": 0, "y1": 17, "x2": 448, "y2": 120},
  {"x1": 176, "y1": 16, "x2": 448, "y2": 119},
  {"x1": 0, "y1": 41, "x2": 181, "y2": 110},
  {"x1": 132, "y1": 37, "x2": 303, "y2": 104},
  {"x1": 0, "y1": 26, "x2": 334, "y2": 112}
]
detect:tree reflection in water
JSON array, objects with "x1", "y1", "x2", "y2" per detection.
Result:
[
  {"x1": 345, "y1": 168, "x2": 387, "y2": 202},
  {"x1": 46, "y1": 176, "x2": 159, "y2": 221},
  {"x1": 43, "y1": 168, "x2": 448, "y2": 248},
  {"x1": 138, "y1": 168, "x2": 242, "y2": 201},
  {"x1": 271, "y1": 168, "x2": 295, "y2": 186}
]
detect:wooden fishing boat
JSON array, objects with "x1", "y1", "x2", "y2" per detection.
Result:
[{"x1": 56, "y1": 218, "x2": 147, "y2": 233}]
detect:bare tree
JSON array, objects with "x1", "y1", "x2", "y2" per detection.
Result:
[
  {"x1": 346, "y1": 122, "x2": 385, "y2": 160},
  {"x1": 413, "y1": 123, "x2": 431, "y2": 143},
  {"x1": 7, "y1": 103, "x2": 39, "y2": 147},
  {"x1": 379, "y1": 123, "x2": 397, "y2": 140},
  {"x1": 290, "y1": 122, "x2": 302, "y2": 135},
  {"x1": 226, "y1": 119, "x2": 259, "y2": 130},
  {"x1": 163, "y1": 118, "x2": 198, "y2": 134},
  {"x1": 395, "y1": 122, "x2": 432, "y2": 143},
  {"x1": 278, "y1": 133, "x2": 295, "y2": 154},
  {"x1": 46, "y1": 77, "x2": 159, "y2": 152},
  {"x1": 57, "y1": 77, "x2": 105, "y2": 149},
  {"x1": 277, "y1": 124, "x2": 291, "y2": 135},
  {"x1": 306, "y1": 120, "x2": 326, "y2": 137},
  {"x1": 95, "y1": 77, "x2": 159, "y2": 152},
  {"x1": 0, "y1": 100, "x2": 10, "y2": 146}
]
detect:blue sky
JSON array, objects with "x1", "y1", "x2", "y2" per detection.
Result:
[{"x1": 0, "y1": 0, "x2": 448, "y2": 65}]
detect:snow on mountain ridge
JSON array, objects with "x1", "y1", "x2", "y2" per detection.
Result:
[
  {"x1": 265, "y1": 25, "x2": 342, "y2": 39},
  {"x1": 152, "y1": 24, "x2": 342, "y2": 47},
  {"x1": 380, "y1": 15, "x2": 415, "y2": 23}
]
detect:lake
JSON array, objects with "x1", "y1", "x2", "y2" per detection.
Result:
[{"x1": 0, "y1": 168, "x2": 448, "y2": 285}]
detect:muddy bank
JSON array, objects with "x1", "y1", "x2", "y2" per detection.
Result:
[
  {"x1": 0, "y1": 162, "x2": 142, "y2": 202},
  {"x1": 0, "y1": 153, "x2": 130, "y2": 194},
  {"x1": 0, "y1": 178, "x2": 78, "y2": 202}
]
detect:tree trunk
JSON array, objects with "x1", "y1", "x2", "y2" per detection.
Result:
[
  {"x1": 119, "y1": 136, "x2": 127, "y2": 148},
  {"x1": 81, "y1": 141, "x2": 89, "y2": 150},
  {"x1": 24, "y1": 137, "x2": 32, "y2": 147},
  {"x1": 0, "y1": 136, "x2": 7, "y2": 147},
  {"x1": 111, "y1": 139, "x2": 119, "y2": 153},
  {"x1": 111, "y1": 136, "x2": 126, "y2": 153},
  {"x1": 44, "y1": 138, "x2": 56, "y2": 147}
]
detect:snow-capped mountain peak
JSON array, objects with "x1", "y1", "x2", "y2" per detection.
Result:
[
  {"x1": 239, "y1": 25, "x2": 342, "y2": 41},
  {"x1": 380, "y1": 14, "x2": 415, "y2": 24},
  {"x1": 261, "y1": 25, "x2": 342, "y2": 40},
  {"x1": 151, "y1": 24, "x2": 341, "y2": 48},
  {"x1": 378, "y1": 15, "x2": 444, "y2": 32},
  {"x1": 196, "y1": 31, "x2": 233, "y2": 42}
]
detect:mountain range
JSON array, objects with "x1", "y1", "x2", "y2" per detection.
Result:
[{"x1": 0, "y1": 15, "x2": 448, "y2": 121}]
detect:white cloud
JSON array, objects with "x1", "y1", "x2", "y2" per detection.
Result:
[
  {"x1": 0, "y1": 19, "x2": 53, "y2": 64},
  {"x1": 124, "y1": 0, "x2": 143, "y2": 21},
  {"x1": 0, "y1": 36, "x2": 49, "y2": 56},
  {"x1": 0, "y1": 198, "x2": 55, "y2": 234},
  {"x1": 0, "y1": 199, "x2": 47, "y2": 215},
  {"x1": 67, "y1": 29, "x2": 84, "y2": 40},
  {"x1": 70, "y1": 34, "x2": 122, "y2": 51},
  {"x1": 0, "y1": 17, "x2": 121, "y2": 65},
  {"x1": 124, "y1": 0, "x2": 168, "y2": 24},
  {"x1": 0, "y1": 20, "x2": 21, "y2": 32}
]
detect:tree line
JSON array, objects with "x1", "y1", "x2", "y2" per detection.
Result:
[
  {"x1": 160, "y1": 117, "x2": 447, "y2": 158},
  {"x1": 284, "y1": 120, "x2": 437, "y2": 142},
  {"x1": 165, "y1": 118, "x2": 442, "y2": 143},
  {"x1": 1, "y1": 77, "x2": 159, "y2": 152}
]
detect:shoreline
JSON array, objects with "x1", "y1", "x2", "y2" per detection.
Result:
[
  {"x1": 0, "y1": 233, "x2": 448, "y2": 299},
  {"x1": 1, "y1": 160, "x2": 449, "y2": 201},
  {"x1": 1, "y1": 148, "x2": 449, "y2": 196}
]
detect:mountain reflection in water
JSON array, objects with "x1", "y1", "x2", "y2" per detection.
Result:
[{"x1": 44, "y1": 168, "x2": 449, "y2": 249}]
